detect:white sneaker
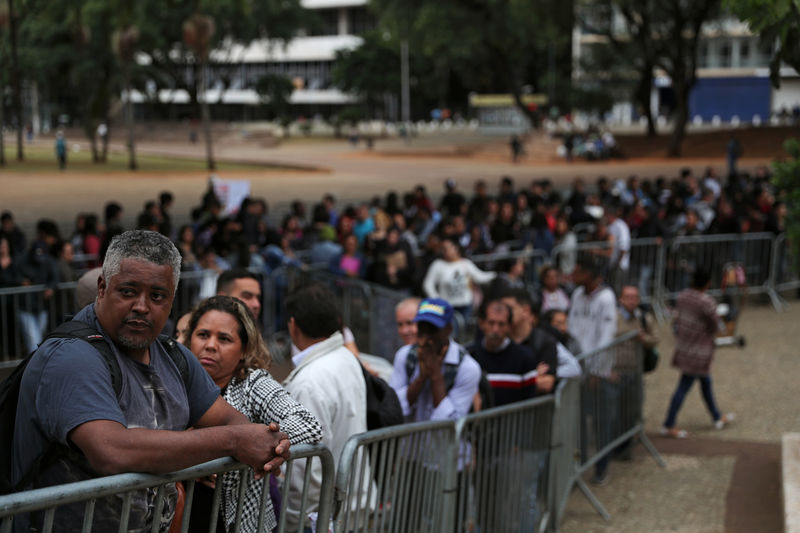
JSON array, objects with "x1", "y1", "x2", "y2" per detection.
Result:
[{"x1": 714, "y1": 413, "x2": 736, "y2": 430}]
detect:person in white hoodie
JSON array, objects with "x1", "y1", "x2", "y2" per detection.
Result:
[
  {"x1": 422, "y1": 236, "x2": 496, "y2": 322},
  {"x1": 282, "y1": 283, "x2": 371, "y2": 531},
  {"x1": 568, "y1": 255, "x2": 618, "y2": 486}
]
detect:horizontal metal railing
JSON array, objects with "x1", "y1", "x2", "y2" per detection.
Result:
[{"x1": 0, "y1": 443, "x2": 334, "y2": 533}]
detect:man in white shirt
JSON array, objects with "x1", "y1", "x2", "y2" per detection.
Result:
[
  {"x1": 568, "y1": 256, "x2": 618, "y2": 485},
  {"x1": 282, "y1": 283, "x2": 370, "y2": 530},
  {"x1": 605, "y1": 199, "x2": 631, "y2": 293}
]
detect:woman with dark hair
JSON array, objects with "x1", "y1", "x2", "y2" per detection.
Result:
[
  {"x1": 539, "y1": 265, "x2": 570, "y2": 313},
  {"x1": 82, "y1": 214, "x2": 103, "y2": 267},
  {"x1": 660, "y1": 269, "x2": 734, "y2": 439},
  {"x1": 184, "y1": 296, "x2": 322, "y2": 532}
]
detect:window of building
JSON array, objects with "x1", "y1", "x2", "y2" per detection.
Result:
[
  {"x1": 719, "y1": 41, "x2": 731, "y2": 68},
  {"x1": 348, "y1": 6, "x2": 377, "y2": 35},
  {"x1": 698, "y1": 43, "x2": 709, "y2": 68},
  {"x1": 309, "y1": 8, "x2": 339, "y2": 36},
  {"x1": 740, "y1": 41, "x2": 750, "y2": 64}
]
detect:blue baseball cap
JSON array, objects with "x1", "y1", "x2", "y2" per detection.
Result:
[{"x1": 413, "y1": 298, "x2": 454, "y2": 329}]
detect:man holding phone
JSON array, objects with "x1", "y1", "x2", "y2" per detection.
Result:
[{"x1": 389, "y1": 298, "x2": 481, "y2": 422}]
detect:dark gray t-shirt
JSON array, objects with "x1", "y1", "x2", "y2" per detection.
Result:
[{"x1": 12, "y1": 305, "x2": 220, "y2": 532}]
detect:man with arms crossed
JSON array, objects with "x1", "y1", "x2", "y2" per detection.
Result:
[{"x1": 12, "y1": 231, "x2": 289, "y2": 532}]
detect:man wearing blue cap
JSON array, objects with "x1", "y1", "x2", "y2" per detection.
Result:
[{"x1": 389, "y1": 298, "x2": 481, "y2": 422}]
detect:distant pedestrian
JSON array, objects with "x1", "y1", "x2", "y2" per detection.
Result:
[
  {"x1": 727, "y1": 136, "x2": 741, "y2": 177},
  {"x1": 510, "y1": 134, "x2": 524, "y2": 163},
  {"x1": 55, "y1": 131, "x2": 67, "y2": 170},
  {"x1": 661, "y1": 268, "x2": 734, "y2": 439}
]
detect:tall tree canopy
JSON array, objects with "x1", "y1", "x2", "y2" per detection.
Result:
[{"x1": 727, "y1": 0, "x2": 800, "y2": 87}]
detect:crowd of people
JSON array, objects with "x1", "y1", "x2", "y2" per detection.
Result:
[
  {"x1": 4, "y1": 157, "x2": 756, "y2": 530},
  {"x1": 1, "y1": 161, "x2": 786, "y2": 340}
]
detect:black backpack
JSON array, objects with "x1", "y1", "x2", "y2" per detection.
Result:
[
  {"x1": 0, "y1": 320, "x2": 188, "y2": 494},
  {"x1": 361, "y1": 365, "x2": 404, "y2": 430}
]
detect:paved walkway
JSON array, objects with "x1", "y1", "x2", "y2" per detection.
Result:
[{"x1": 561, "y1": 303, "x2": 798, "y2": 532}]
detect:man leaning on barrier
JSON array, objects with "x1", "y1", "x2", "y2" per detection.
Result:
[{"x1": 12, "y1": 230, "x2": 291, "y2": 532}]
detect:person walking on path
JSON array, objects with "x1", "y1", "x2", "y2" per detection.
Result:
[
  {"x1": 55, "y1": 131, "x2": 67, "y2": 170},
  {"x1": 661, "y1": 268, "x2": 734, "y2": 439}
]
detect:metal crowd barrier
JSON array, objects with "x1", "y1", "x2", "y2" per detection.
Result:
[
  {"x1": 470, "y1": 248, "x2": 551, "y2": 288},
  {"x1": 551, "y1": 237, "x2": 663, "y2": 307},
  {"x1": 660, "y1": 232, "x2": 777, "y2": 308},
  {"x1": 0, "y1": 443, "x2": 334, "y2": 533},
  {"x1": 454, "y1": 396, "x2": 555, "y2": 533},
  {"x1": 0, "y1": 281, "x2": 79, "y2": 361},
  {"x1": 770, "y1": 233, "x2": 799, "y2": 308},
  {"x1": 334, "y1": 420, "x2": 458, "y2": 533},
  {"x1": 571, "y1": 331, "x2": 664, "y2": 520},
  {"x1": 548, "y1": 377, "x2": 581, "y2": 531},
  {"x1": 366, "y1": 283, "x2": 411, "y2": 361},
  {"x1": 2, "y1": 330, "x2": 659, "y2": 532}
]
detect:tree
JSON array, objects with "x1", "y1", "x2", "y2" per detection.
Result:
[
  {"x1": 369, "y1": 0, "x2": 574, "y2": 126},
  {"x1": 0, "y1": 3, "x2": 7, "y2": 167},
  {"x1": 772, "y1": 138, "x2": 800, "y2": 261},
  {"x1": 134, "y1": 0, "x2": 311, "y2": 119},
  {"x1": 6, "y1": 0, "x2": 23, "y2": 160},
  {"x1": 581, "y1": 0, "x2": 720, "y2": 156},
  {"x1": 255, "y1": 73, "x2": 294, "y2": 128},
  {"x1": 727, "y1": 0, "x2": 800, "y2": 87},
  {"x1": 113, "y1": 25, "x2": 139, "y2": 170},
  {"x1": 657, "y1": 0, "x2": 721, "y2": 157},
  {"x1": 578, "y1": 0, "x2": 660, "y2": 136},
  {"x1": 183, "y1": 14, "x2": 215, "y2": 171},
  {"x1": 332, "y1": 31, "x2": 401, "y2": 118}
]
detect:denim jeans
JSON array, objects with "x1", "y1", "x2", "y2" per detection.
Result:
[
  {"x1": 18, "y1": 310, "x2": 48, "y2": 354},
  {"x1": 663, "y1": 373, "x2": 721, "y2": 428}
]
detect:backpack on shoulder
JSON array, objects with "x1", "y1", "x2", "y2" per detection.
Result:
[
  {"x1": 362, "y1": 364, "x2": 404, "y2": 430},
  {"x1": 0, "y1": 320, "x2": 188, "y2": 494}
]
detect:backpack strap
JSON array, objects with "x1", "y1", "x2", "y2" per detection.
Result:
[
  {"x1": 44, "y1": 324, "x2": 191, "y2": 397},
  {"x1": 158, "y1": 335, "x2": 190, "y2": 386},
  {"x1": 45, "y1": 320, "x2": 123, "y2": 396},
  {"x1": 443, "y1": 346, "x2": 467, "y2": 392}
]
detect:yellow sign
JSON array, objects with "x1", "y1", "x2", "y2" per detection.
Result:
[{"x1": 469, "y1": 93, "x2": 548, "y2": 107}]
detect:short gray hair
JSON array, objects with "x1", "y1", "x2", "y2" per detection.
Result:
[{"x1": 103, "y1": 230, "x2": 182, "y2": 290}]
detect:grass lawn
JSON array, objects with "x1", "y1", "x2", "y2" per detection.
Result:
[{"x1": 0, "y1": 145, "x2": 277, "y2": 173}]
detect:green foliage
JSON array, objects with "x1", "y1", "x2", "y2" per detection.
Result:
[
  {"x1": 255, "y1": 73, "x2": 294, "y2": 121},
  {"x1": 12, "y1": 0, "x2": 311, "y2": 136},
  {"x1": 331, "y1": 31, "x2": 400, "y2": 115},
  {"x1": 772, "y1": 138, "x2": 800, "y2": 256},
  {"x1": 364, "y1": 0, "x2": 573, "y2": 120},
  {"x1": 726, "y1": 0, "x2": 800, "y2": 86}
]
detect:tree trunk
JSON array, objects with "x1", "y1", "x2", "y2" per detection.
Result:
[
  {"x1": 90, "y1": 131, "x2": 99, "y2": 162},
  {"x1": 635, "y1": 67, "x2": 657, "y2": 137},
  {"x1": 668, "y1": 82, "x2": 690, "y2": 157},
  {"x1": 125, "y1": 72, "x2": 137, "y2": 170},
  {"x1": 511, "y1": 88, "x2": 539, "y2": 130},
  {"x1": 0, "y1": 84, "x2": 5, "y2": 167},
  {"x1": 200, "y1": 61, "x2": 216, "y2": 171},
  {"x1": 101, "y1": 122, "x2": 109, "y2": 163},
  {"x1": 8, "y1": 0, "x2": 24, "y2": 161}
]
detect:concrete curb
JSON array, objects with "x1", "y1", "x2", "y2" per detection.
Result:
[{"x1": 784, "y1": 433, "x2": 800, "y2": 533}]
